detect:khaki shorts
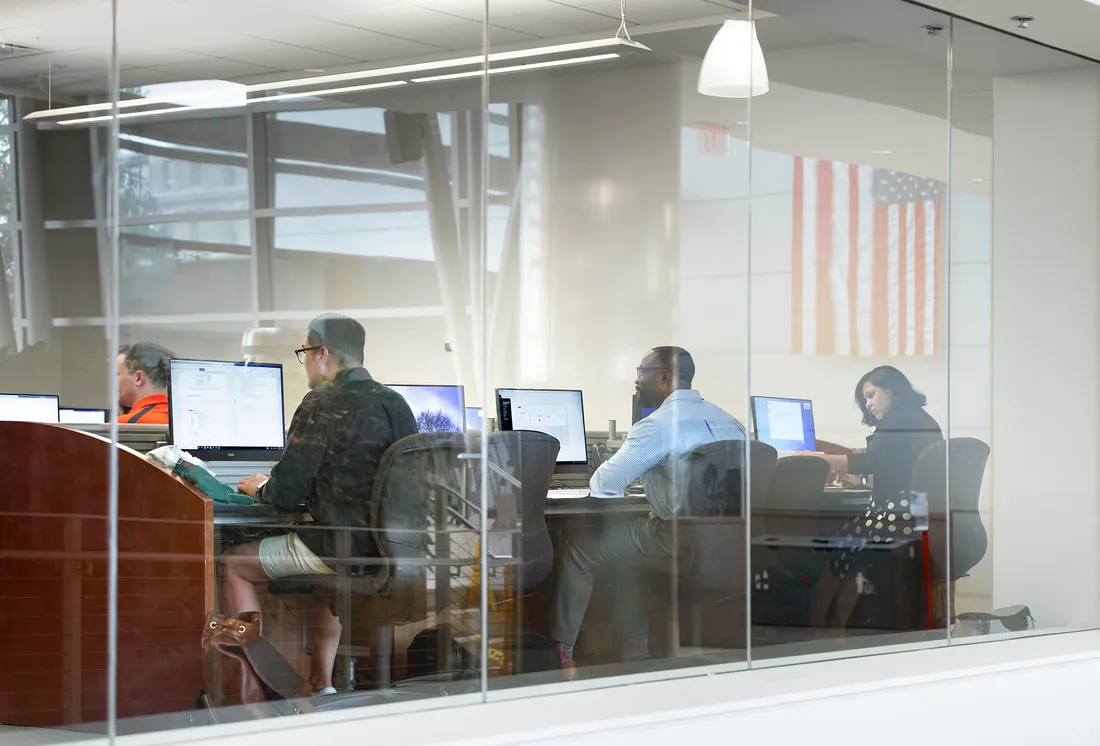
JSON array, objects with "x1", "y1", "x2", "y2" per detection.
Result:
[{"x1": 258, "y1": 533, "x2": 335, "y2": 579}]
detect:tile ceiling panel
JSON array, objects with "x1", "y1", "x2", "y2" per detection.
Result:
[
  {"x1": 400, "y1": 21, "x2": 539, "y2": 48},
  {"x1": 492, "y1": 7, "x2": 623, "y2": 37},
  {"x1": 310, "y1": 34, "x2": 447, "y2": 61},
  {"x1": 229, "y1": 47, "x2": 359, "y2": 70}
]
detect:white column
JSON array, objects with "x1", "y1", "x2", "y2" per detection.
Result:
[{"x1": 991, "y1": 67, "x2": 1100, "y2": 627}]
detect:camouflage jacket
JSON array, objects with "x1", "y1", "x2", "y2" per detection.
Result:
[{"x1": 261, "y1": 367, "x2": 417, "y2": 562}]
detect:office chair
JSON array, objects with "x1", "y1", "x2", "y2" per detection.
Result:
[
  {"x1": 267, "y1": 432, "x2": 477, "y2": 690},
  {"x1": 760, "y1": 455, "x2": 831, "y2": 537},
  {"x1": 671, "y1": 439, "x2": 777, "y2": 650},
  {"x1": 484, "y1": 429, "x2": 560, "y2": 592},
  {"x1": 909, "y1": 437, "x2": 990, "y2": 624}
]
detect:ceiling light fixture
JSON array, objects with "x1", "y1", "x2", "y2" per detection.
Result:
[
  {"x1": 30, "y1": 36, "x2": 649, "y2": 124},
  {"x1": 411, "y1": 53, "x2": 620, "y2": 83},
  {"x1": 36, "y1": 0, "x2": 650, "y2": 126},
  {"x1": 697, "y1": 19, "x2": 769, "y2": 98},
  {"x1": 247, "y1": 37, "x2": 647, "y2": 93},
  {"x1": 969, "y1": 177, "x2": 985, "y2": 183},
  {"x1": 872, "y1": 149, "x2": 893, "y2": 155}
]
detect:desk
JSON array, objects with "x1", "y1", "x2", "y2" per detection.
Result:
[
  {"x1": 544, "y1": 495, "x2": 650, "y2": 517},
  {"x1": 0, "y1": 423, "x2": 213, "y2": 728},
  {"x1": 213, "y1": 503, "x2": 311, "y2": 527}
]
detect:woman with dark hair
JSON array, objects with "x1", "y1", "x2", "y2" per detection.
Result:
[{"x1": 808, "y1": 366, "x2": 943, "y2": 629}]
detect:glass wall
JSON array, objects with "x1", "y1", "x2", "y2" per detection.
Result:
[{"x1": 2, "y1": 0, "x2": 1099, "y2": 739}]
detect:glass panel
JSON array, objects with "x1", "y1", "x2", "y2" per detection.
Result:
[
  {"x1": 100, "y1": 0, "x2": 493, "y2": 733},
  {"x1": 748, "y1": 0, "x2": 952, "y2": 662},
  {"x1": 0, "y1": 132, "x2": 16, "y2": 225},
  {"x1": 484, "y1": 0, "x2": 754, "y2": 691},
  {"x1": 0, "y1": 1, "x2": 115, "y2": 737}
]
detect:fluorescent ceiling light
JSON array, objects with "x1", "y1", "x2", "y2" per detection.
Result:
[
  {"x1": 698, "y1": 20, "x2": 769, "y2": 98},
  {"x1": 29, "y1": 36, "x2": 649, "y2": 124},
  {"x1": 247, "y1": 37, "x2": 648, "y2": 93},
  {"x1": 58, "y1": 103, "x2": 219, "y2": 125},
  {"x1": 57, "y1": 80, "x2": 411, "y2": 124},
  {"x1": 252, "y1": 80, "x2": 407, "y2": 104},
  {"x1": 411, "y1": 53, "x2": 620, "y2": 83}
]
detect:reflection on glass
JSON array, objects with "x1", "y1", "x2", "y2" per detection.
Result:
[
  {"x1": 119, "y1": 122, "x2": 248, "y2": 217},
  {"x1": 121, "y1": 221, "x2": 251, "y2": 316}
]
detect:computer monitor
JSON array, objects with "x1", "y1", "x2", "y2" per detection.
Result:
[
  {"x1": 496, "y1": 388, "x2": 587, "y2": 465},
  {"x1": 465, "y1": 406, "x2": 485, "y2": 431},
  {"x1": 168, "y1": 359, "x2": 286, "y2": 458},
  {"x1": 60, "y1": 408, "x2": 108, "y2": 425},
  {"x1": 389, "y1": 384, "x2": 465, "y2": 433},
  {"x1": 631, "y1": 393, "x2": 658, "y2": 424},
  {"x1": 0, "y1": 393, "x2": 60, "y2": 423},
  {"x1": 751, "y1": 396, "x2": 817, "y2": 452}
]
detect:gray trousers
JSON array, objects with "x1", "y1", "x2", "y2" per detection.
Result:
[{"x1": 550, "y1": 515, "x2": 679, "y2": 647}]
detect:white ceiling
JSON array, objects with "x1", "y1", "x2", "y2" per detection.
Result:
[
  {"x1": 0, "y1": 0, "x2": 1092, "y2": 99},
  {"x1": 920, "y1": 0, "x2": 1100, "y2": 63},
  {"x1": 0, "y1": 0, "x2": 744, "y2": 95}
]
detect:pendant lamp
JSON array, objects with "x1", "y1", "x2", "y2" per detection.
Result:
[{"x1": 697, "y1": 19, "x2": 769, "y2": 98}]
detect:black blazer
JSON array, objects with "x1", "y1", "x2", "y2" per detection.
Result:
[{"x1": 848, "y1": 405, "x2": 943, "y2": 503}]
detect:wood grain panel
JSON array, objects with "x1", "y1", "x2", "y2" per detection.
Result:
[{"x1": 0, "y1": 423, "x2": 213, "y2": 727}]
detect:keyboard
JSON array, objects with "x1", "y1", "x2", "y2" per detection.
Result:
[
  {"x1": 547, "y1": 488, "x2": 590, "y2": 499},
  {"x1": 205, "y1": 461, "x2": 278, "y2": 487}
]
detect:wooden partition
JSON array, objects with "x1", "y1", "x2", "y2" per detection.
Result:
[{"x1": 0, "y1": 423, "x2": 213, "y2": 727}]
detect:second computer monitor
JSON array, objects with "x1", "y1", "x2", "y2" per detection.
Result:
[
  {"x1": 496, "y1": 388, "x2": 587, "y2": 465},
  {"x1": 0, "y1": 393, "x2": 60, "y2": 423},
  {"x1": 751, "y1": 396, "x2": 817, "y2": 452},
  {"x1": 168, "y1": 359, "x2": 286, "y2": 457},
  {"x1": 60, "y1": 408, "x2": 108, "y2": 425},
  {"x1": 389, "y1": 384, "x2": 465, "y2": 433}
]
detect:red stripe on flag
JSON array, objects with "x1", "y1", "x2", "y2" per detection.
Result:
[
  {"x1": 792, "y1": 157, "x2": 804, "y2": 353},
  {"x1": 816, "y1": 160, "x2": 834, "y2": 355},
  {"x1": 848, "y1": 164, "x2": 860, "y2": 355},
  {"x1": 872, "y1": 205, "x2": 889, "y2": 354},
  {"x1": 898, "y1": 202, "x2": 908, "y2": 355},
  {"x1": 914, "y1": 201, "x2": 927, "y2": 355},
  {"x1": 933, "y1": 198, "x2": 943, "y2": 354}
]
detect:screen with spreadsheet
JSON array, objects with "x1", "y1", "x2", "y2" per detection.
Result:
[
  {"x1": 389, "y1": 384, "x2": 465, "y2": 433},
  {"x1": 751, "y1": 396, "x2": 817, "y2": 452},
  {"x1": 0, "y1": 393, "x2": 60, "y2": 423},
  {"x1": 496, "y1": 388, "x2": 587, "y2": 464},
  {"x1": 168, "y1": 359, "x2": 285, "y2": 454}
]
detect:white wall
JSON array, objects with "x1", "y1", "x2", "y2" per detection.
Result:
[{"x1": 991, "y1": 67, "x2": 1100, "y2": 627}]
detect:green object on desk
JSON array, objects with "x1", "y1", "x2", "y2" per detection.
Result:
[{"x1": 173, "y1": 460, "x2": 254, "y2": 505}]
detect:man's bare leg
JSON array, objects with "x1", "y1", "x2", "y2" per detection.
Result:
[
  {"x1": 220, "y1": 541, "x2": 266, "y2": 615},
  {"x1": 220, "y1": 541, "x2": 340, "y2": 693}
]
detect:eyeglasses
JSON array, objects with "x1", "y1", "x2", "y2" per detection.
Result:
[
  {"x1": 294, "y1": 346, "x2": 322, "y2": 364},
  {"x1": 636, "y1": 366, "x2": 670, "y2": 378}
]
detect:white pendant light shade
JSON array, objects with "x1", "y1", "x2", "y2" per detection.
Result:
[{"x1": 697, "y1": 20, "x2": 769, "y2": 98}]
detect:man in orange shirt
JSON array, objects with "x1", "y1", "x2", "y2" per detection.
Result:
[{"x1": 116, "y1": 342, "x2": 175, "y2": 424}]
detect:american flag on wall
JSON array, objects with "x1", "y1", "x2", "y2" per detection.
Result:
[{"x1": 792, "y1": 157, "x2": 944, "y2": 356}]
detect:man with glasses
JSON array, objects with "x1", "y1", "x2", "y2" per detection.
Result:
[
  {"x1": 222, "y1": 313, "x2": 417, "y2": 695},
  {"x1": 549, "y1": 346, "x2": 745, "y2": 670}
]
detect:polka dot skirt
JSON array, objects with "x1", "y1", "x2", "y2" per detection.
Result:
[{"x1": 830, "y1": 496, "x2": 916, "y2": 580}]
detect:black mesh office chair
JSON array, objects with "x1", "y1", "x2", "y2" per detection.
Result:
[
  {"x1": 267, "y1": 432, "x2": 477, "y2": 689},
  {"x1": 484, "y1": 429, "x2": 560, "y2": 592},
  {"x1": 672, "y1": 440, "x2": 777, "y2": 650},
  {"x1": 909, "y1": 437, "x2": 990, "y2": 585}
]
